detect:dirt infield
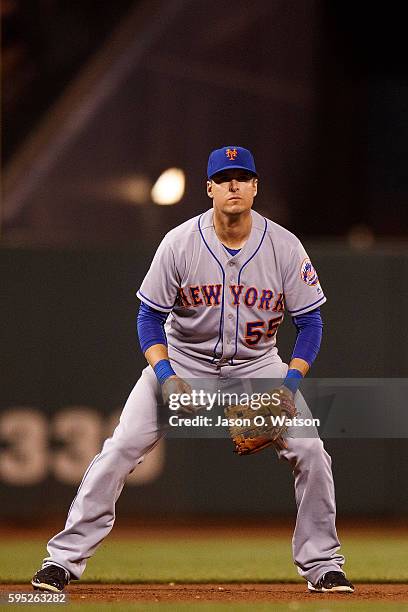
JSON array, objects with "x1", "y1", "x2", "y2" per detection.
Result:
[{"x1": 2, "y1": 583, "x2": 408, "y2": 603}]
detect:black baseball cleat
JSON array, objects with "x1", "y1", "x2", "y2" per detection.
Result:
[
  {"x1": 31, "y1": 564, "x2": 69, "y2": 592},
  {"x1": 308, "y1": 571, "x2": 354, "y2": 593}
]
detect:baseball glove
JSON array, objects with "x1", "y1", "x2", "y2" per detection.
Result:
[{"x1": 224, "y1": 387, "x2": 297, "y2": 455}]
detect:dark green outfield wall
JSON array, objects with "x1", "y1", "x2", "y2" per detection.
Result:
[{"x1": 1, "y1": 244, "x2": 407, "y2": 517}]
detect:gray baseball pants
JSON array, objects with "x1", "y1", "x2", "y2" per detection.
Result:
[{"x1": 44, "y1": 354, "x2": 345, "y2": 585}]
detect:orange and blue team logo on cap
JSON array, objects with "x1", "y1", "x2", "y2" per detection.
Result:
[
  {"x1": 207, "y1": 145, "x2": 258, "y2": 179},
  {"x1": 300, "y1": 258, "x2": 319, "y2": 286},
  {"x1": 225, "y1": 148, "x2": 238, "y2": 160}
]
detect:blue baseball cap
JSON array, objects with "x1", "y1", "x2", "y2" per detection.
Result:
[{"x1": 207, "y1": 146, "x2": 258, "y2": 179}]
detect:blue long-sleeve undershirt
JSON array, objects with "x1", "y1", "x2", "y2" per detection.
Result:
[
  {"x1": 291, "y1": 307, "x2": 323, "y2": 366},
  {"x1": 137, "y1": 302, "x2": 168, "y2": 353}
]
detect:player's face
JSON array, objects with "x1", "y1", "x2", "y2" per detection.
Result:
[{"x1": 206, "y1": 169, "x2": 258, "y2": 215}]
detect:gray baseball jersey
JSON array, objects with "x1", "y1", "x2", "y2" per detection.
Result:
[{"x1": 137, "y1": 208, "x2": 326, "y2": 364}]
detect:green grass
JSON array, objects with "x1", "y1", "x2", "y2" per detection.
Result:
[{"x1": 1, "y1": 534, "x2": 407, "y2": 584}]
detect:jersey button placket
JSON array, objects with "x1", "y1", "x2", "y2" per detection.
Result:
[{"x1": 223, "y1": 263, "x2": 237, "y2": 357}]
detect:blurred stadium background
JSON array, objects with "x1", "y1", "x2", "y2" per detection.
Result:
[{"x1": 1, "y1": 0, "x2": 408, "y2": 524}]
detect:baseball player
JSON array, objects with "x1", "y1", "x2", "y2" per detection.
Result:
[{"x1": 32, "y1": 146, "x2": 354, "y2": 594}]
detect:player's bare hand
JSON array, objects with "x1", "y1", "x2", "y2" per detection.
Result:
[
  {"x1": 277, "y1": 386, "x2": 297, "y2": 418},
  {"x1": 161, "y1": 375, "x2": 196, "y2": 414}
]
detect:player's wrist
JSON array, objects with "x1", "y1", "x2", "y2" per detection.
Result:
[
  {"x1": 153, "y1": 359, "x2": 176, "y2": 384},
  {"x1": 283, "y1": 368, "x2": 303, "y2": 394}
]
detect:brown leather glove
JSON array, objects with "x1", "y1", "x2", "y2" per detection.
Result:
[{"x1": 224, "y1": 387, "x2": 297, "y2": 455}]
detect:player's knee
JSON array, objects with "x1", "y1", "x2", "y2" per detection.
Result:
[
  {"x1": 102, "y1": 433, "x2": 157, "y2": 466},
  {"x1": 119, "y1": 442, "x2": 153, "y2": 466},
  {"x1": 290, "y1": 437, "x2": 330, "y2": 469}
]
